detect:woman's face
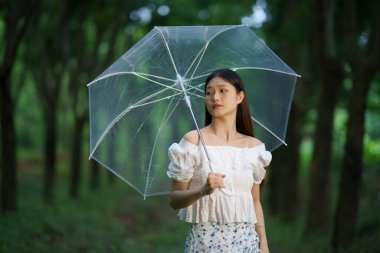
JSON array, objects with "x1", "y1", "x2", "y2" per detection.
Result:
[{"x1": 205, "y1": 76, "x2": 244, "y2": 118}]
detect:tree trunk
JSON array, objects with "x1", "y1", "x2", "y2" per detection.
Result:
[
  {"x1": 306, "y1": 59, "x2": 343, "y2": 233},
  {"x1": 264, "y1": 0, "x2": 309, "y2": 222},
  {"x1": 305, "y1": 0, "x2": 344, "y2": 234},
  {"x1": 0, "y1": 73, "x2": 17, "y2": 213},
  {"x1": 332, "y1": 72, "x2": 376, "y2": 250},
  {"x1": 42, "y1": 106, "x2": 57, "y2": 203},
  {"x1": 34, "y1": 34, "x2": 62, "y2": 204},
  {"x1": 90, "y1": 160, "x2": 100, "y2": 190},
  {"x1": 107, "y1": 139, "x2": 116, "y2": 184},
  {"x1": 332, "y1": 0, "x2": 380, "y2": 248},
  {"x1": 269, "y1": 103, "x2": 301, "y2": 221},
  {"x1": 0, "y1": 0, "x2": 39, "y2": 213},
  {"x1": 69, "y1": 115, "x2": 86, "y2": 198}
]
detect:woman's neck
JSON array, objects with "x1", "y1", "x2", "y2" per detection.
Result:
[{"x1": 209, "y1": 118, "x2": 238, "y2": 142}]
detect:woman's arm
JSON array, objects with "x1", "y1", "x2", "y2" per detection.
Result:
[
  {"x1": 169, "y1": 172, "x2": 225, "y2": 209},
  {"x1": 169, "y1": 181, "x2": 204, "y2": 209},
  {"x1": 252, "y1": 184, "x2": 269, "y2": 253}
]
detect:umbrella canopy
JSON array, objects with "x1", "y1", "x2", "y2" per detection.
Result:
[{"x1": 87, "y1": 25, "x2": 300, "y2": 198}]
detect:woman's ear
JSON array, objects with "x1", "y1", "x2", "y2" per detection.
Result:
[{"x1": 237, "y1": 91, "x2": 245, "y2": 104}]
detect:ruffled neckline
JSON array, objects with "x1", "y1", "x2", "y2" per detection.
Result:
[{"x1": 180, "y1": 138, "x2": 265, "y2": 150}]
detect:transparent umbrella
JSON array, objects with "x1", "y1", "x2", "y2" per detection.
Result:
[{"x1": 87, "y1": 25, "x2": 300, "y2": 198}]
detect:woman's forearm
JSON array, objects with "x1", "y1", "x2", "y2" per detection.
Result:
[
  {"x1": 254, "y1": 200, "x2": 269, "y2": 248},
  {"x1": 170, "y1": 172, "x2": 225, "y2": 209},
  {"x1": 169, "y1": 185, "x2": 205, "y2": 209}
]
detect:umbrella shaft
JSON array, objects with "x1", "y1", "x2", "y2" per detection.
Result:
[
  {"x1": 177, "y1": 74, "x2": 213, "y2": 172},
  {"x1": 186, "y1": 102, "x2": 213, "y2": 172}
]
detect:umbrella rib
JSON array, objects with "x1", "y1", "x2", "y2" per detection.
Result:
[
  {"x1": 183, "y1": 43, "x2": 209, "y2": 78},
  {"x1": 155, "y1": 27, "x2": 180, "y2": 76},
  {"x1": 130, "y1": 92, "x2": 183, "y2": 108},
  {"x1": 129, "y1": 109, "x2": 156, "y2": 147},
  {"x1": 89, "y1": 106, "x2": 135, "y2": 159},
  {"x1": 189, "y1": 66, "x2": 301, "y2": 82},
  {"x1": 133, "y1": 72, "x2": 182, "y2": 92},
  {"x1": 185, "y1": 25, "x2": 243, "y2": 80},
  {"x1": 251, "y1": 116, "x2": 288, "y2": 146},
  {"x1": 184, "y1": 25, "x2": 301, "y2": 80},
  {"x1": 131, "y1": 89, "x2": 204, "y2": 110},
  {"x1": 144, "y1": 191, "x2": 169, "y2": 197},
  {"x1": 133, "y1": 72, "x2": 176, "y2": 81},
  {"x1": 187, "y1": 82, "x2": 205, "y2": 93},
  {"x1": 208, "y1": 25, "x2": 245, "y2": 42},
  {"x1": 87, "y1": 71, "x2": 177, "y2": 87},
  {"x1": 234, "y1": 67, "x2": 302, "y2": 78},
  {"x1": 155, "y1": 27, "x2": 206, "y2": 102},
  {"x1": 91, "y1": 156, "x2": 145, "y2": 196},
  {"x1": 186, "y1": 92, "x2": 204, "y2": 100},
  {"x1": 178, "y1": 83, "x2": 204, "y2": 99},
  {"x1": 89, "y1": 88, "x2": 179, "y2": 159},
  {"x1": 143, "y1": 91, "x2": 205, "y2": 106},
  {"x1": 175, "y1": 83, "x2": 204, "y2": 100},
  {"x1": 144, "y1": 96, "x2": 182, "y2": 197},
  {"x1": 188, "y1": 73, "x2": 211, "y2": 81}
]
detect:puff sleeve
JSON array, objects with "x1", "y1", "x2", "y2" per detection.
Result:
[
  {"x1": 252, "y1": 150, "x2": 272, "y2": 184},
  {"x1": 167, "y1": 139, "x2": 198, "y2": 182}
]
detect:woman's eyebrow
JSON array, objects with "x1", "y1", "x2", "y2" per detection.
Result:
[{"x1": 206, "y1": 84, "x2": 229, "y2": 89}]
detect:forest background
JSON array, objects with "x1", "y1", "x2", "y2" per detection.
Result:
[{"x1": 0, "y1": 0, "x2": 379, "y2": 252}]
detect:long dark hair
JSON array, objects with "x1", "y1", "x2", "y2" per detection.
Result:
[{"x1": 204, "y1": 69, "x2": 254, "y2": 137}]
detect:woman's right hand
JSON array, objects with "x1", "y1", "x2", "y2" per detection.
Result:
[{"x1": 200, "y1": 172, "x2": 226, "y2": 196}]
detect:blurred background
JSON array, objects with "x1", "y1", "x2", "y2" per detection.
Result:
[{"x1": 0, "y1": 0, "x2": 379, "y2": 252}]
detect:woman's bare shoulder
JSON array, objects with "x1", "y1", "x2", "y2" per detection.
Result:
[
  {"x1": 242, "y1": 135, "x2": 263, "y2": 148},
  {"x1": 183, "y1": 130, "x2": 200, "y2": 145}
]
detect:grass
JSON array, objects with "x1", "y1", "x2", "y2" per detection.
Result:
[
  {"x1": 1, "y1": 161, "x2": 189, "y2": 253},
  {"x1": 0, "y1": 157, "x2": 379, "y2": 253}
]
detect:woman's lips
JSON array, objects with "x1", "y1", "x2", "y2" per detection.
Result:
[{"x1": 212, "y1": 104, "x2": 223, "y2": 109}]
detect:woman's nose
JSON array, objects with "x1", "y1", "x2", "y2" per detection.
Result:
[{"x1": 213, "y1": 92, "x2": 220, "y2": 101}]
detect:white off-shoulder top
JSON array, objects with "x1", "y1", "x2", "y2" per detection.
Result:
[{"x1": 167, "y1": 138, "x2": 272, "y2": 224}]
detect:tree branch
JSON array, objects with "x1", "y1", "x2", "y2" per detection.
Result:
[
  {"x1": 1, "y1": 0, "x2": 39, "y2": 73},
  {"x1": 366, "y1": 1, "x2": 380, "y2": 71},
  {"x1": 325, "y1": 0, "x2": 337, "y2": 58},
  {"x1": 342, "y1": 0, "x2": 356, "y2": 65}
]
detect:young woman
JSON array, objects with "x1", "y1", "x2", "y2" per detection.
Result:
[{"x1": 167, "y1": 69, "x2": 272, "y2": 253}]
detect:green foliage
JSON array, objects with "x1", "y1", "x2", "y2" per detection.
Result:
[
  {"x1": 364, "y1": 79, "x2": 380, "y2": 164},
  {"x1": 0, "y1": 18, "x2": 4, "y2": 60},
  {"x1": 0, "y1": 165, "x2": 189, "y2": 253}
]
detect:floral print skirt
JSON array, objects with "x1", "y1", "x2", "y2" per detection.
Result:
[{"x1": 184, "y1": 222, "x2": 260, "y2": 253}]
